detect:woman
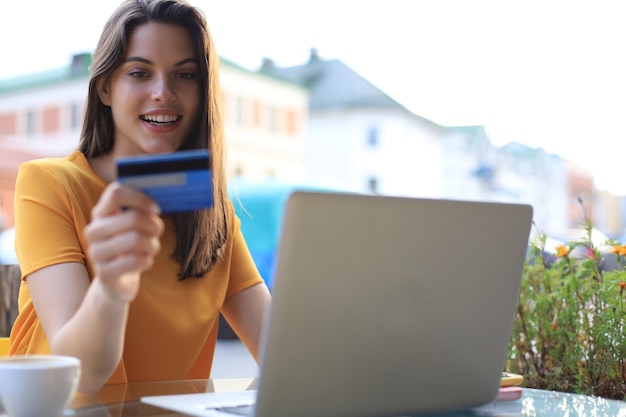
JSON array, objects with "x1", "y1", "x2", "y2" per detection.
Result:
[{"x1": 9, "y1": 0, "x2": 271, "y2": 394}]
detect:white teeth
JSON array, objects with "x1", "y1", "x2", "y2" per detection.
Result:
[{"x1": 142, "y1": 114, "x2": 180, "y2": 123}]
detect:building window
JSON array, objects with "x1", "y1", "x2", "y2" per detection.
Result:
[
  {"x1": 70, "y1": 101, "x2": 82, "y2": 130},
  {"x1": 235, "y1": 96, "x2": 244, "y2": 126},
  {"x1": 286, "y1": 108, "x2": 298, "y2": 135},
  {"x1": 42, "y1": 105, "x2": 60, "y2": 134},
  {"x1": 253, "y1": 99, "x2": 263, "y2": 128},
  {"x1": 268, "y1": 106, "x2": 278, "y2": 132},
  {"x1": 26, "y1": 109, "x2": 36, "y2": 136},
  {"x1": 0, "y1": 112, "x2": 17, "y2": 136},
  {"x1": 367, "y1": 177, "x2": 378, "y2": 194},
  {"x1": 367, "y1": 126, "x2": 379, "y2": 147},
  {"x1": 221, "y1": 91, "x2": 231, "y2": 122}
]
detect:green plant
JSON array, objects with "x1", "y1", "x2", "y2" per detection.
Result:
[{"x1": 507, "y1": 217, "x2": 626, "y2": 400}]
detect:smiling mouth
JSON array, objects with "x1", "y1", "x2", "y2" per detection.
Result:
[{"x1": 140, "y1": 114, "x2": 181, "y2": 125}]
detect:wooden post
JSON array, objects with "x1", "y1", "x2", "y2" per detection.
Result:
[{"x1": 0, "y1": 264, "x2": 20, "y2": 337}]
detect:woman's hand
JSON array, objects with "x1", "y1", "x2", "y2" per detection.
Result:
[
  {"x1": 27, "y1": 183, "x2": 164, "y2": 393},
  {"x1": 83, "y1": 182, "x2": 164, "y2": 302}
]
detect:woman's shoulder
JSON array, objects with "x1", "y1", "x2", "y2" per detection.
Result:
[
  {"x1": 18, "y1": 150, "x2": 91, "y2": 177},
  {"x1": 20, "y1": 150, "x2": 84, "y2": 169},
  {"x1": 17, "y1": 150, "x2": 104, "y2": 192}
]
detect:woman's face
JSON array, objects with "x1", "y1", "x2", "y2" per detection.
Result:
[{"x1": 98, "y1": 22, "x2": 201, "y2": 157}]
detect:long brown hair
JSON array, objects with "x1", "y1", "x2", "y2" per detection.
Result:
[{"x1": 78, "y1": 0, "x2": 230, "y2": 280}]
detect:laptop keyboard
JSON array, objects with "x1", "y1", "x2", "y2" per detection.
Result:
[{"x1": 214, "y1": 404, "x2": 256, "y2": 416}]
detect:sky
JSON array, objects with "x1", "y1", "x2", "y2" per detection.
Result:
[{"x1": 2, "y1": 1, "x2": 626, "y2": 193}]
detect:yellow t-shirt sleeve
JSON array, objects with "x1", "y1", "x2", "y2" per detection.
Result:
[
  {"x1": 14, "y1": 162, "x2": 86, "y2": 278},
  {"x1": 224, "y1": 208, "x2": 266, "y2": 298}
]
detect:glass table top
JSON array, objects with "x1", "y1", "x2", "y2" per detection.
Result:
[{"x1": 59, "y1": 380, "x2": 626, "y2": 417}]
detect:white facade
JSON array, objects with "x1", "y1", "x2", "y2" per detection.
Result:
[
  {"x1": 497, "y1": 150, "x2": 569, "y2": 234},
  {"x1": 440, "y1": 127, "x2": 497, "y2": 201},
  {"x1": 306, "y1": 108, "x2": 445, "y2": 197},
  {"x1": 305, "y1": 103, "x2": 581, "y2": 235}
]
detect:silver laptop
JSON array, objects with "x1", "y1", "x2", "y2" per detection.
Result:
[{"x1": 142, "y1": 191, "x2": 533, "y2": 417}]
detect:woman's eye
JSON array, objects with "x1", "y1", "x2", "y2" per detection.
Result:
[
  {"x1": 178, "y1": 72, "x2": 196, "y2": 80},
  {"x1": 130, "y1": 70, "x2": 149, "y2": 78}
]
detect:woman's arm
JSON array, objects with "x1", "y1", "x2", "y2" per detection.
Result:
[
  {"x1": 27, "y1": 263, "x2": 129, "y2": 393},
  {"x1": 221, "y1": 283, "x2": 271, "y2": 363},
  {"x1": 27, "y1": 183, "x2": 164, "y2": 393}
]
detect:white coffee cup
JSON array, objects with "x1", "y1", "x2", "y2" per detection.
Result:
[{"x1": 0, "y1": 355, "x2": 81, "y2": 417}]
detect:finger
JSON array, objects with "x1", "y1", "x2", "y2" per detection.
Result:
[
  {"x1": 84, "y1": 209, "x2": 164, "y2": 244},
  {"x1": 88, "y1": 231, "x2": 162, "y2": 265},
  {"x1": 93, "y1": 182, "x2": 160, "y2": 219}
]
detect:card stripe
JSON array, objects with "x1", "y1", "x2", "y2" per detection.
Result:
[{"x1": 117, "y1": 150, "x2": 210, "y2": 177}]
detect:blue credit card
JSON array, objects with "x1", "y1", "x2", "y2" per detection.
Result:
[{"x1": 116, "y1": 150, "x2": 213, "y2": 213}]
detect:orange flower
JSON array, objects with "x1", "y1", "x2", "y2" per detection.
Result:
[
  {"x1": 551, "y1": 323, "x2": 558, "y2": 331},
  {"x1": 620, "y1": 282, "x2": 626, "y2": 290},
  {"x1": 620, "y1": 246, "x2": 626, "y2": 256},
  {"x1": 555, "y1": 245, "x2": 570, "y2": 257},
  {"x1": 610, "y1": 245, "x2": 621, "y2": 254}
]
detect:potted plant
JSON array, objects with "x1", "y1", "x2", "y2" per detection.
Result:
[{"x1": 507, "y1": 217, "x2": 626, "y2": 400}]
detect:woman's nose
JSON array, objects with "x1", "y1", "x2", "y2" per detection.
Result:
[{"x1": 151, "y1": 76, "x2": 175, "y2": 103}]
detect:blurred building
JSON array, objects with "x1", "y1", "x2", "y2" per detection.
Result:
[
  {"x1": 220, "y1": 59, "x2": 308, "y2": 180},
  {"x1": 260, "y1": 49, "x2": 448, "y2": 197},
  {"x1": 0, "y1": 49, "x2": 617, "y2": 240},
  {"x1": 0, "y1": 53, "x2": 91, "y2": 229},
  {"x1": 441, "y1": 125, "x2": 500, "y2": 201},
  {"x1": 495, "y1": 142, "x2": 570, "y2": 233},
  {"x1": 590, "y1": 191, "x2": 625, "y2": 239},
  {"x1": 566, "y1": 161, "x2": 595, "y2": 226},
  {"x1": 260, "y1": 49, "x2": 604, "y2": 234},
  {"x1": 0, "y1": 54, "x2": 308, "y2": 229}
]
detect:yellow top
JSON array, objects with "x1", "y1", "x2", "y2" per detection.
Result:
[
  {"x1": 9, "y1": 151, "x2": 264, "y2": 384},
  {"x1": 0, "y1": 337, "x2": 9, "y2": 357}
]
